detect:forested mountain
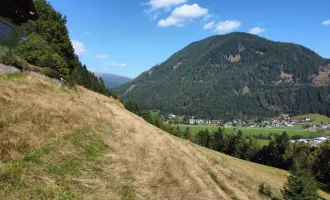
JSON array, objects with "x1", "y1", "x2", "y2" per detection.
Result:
[
  {"x1": 94, "y1": 72, "x2": 132, "y2": 88},
  {"x1": 116, "y1": 33, "x2": 330, "y2": 120}
]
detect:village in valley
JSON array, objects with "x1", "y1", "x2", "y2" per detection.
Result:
[{"x1": 163, "y1": 112, "x2": 330, "y2": 147}]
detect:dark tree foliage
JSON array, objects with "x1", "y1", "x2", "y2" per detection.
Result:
[
  {"x1": 12, "y1": 0, "x2": 119, "y2": 99},
  {"x1": 313, "y1": 140, "x2": 330, "y2": 183},
  {"x1": 183, "y1": 127, "x2": 193, "y2": 141},
  {"x1": 70, "y1": 64, "x2": 119, "y2": 99},
  {"x1": 117, "y1": 33, "x2": 330, "y2": 120},
  {"x1": 282, "y1": 167, "x2": 319, "y2": 200},
  {"x1": 193, "y1": 128, "x2": 327, "y2": 185},
  {"x1": 19, "y1": 0, "x2": 77, "y2": 72}
]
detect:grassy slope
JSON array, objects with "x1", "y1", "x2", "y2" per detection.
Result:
[
  {"x1": 293, "y1": 114, "x2": 330, "y2": 125},
  {"x1": 0, "y1": 73, "x2": 329, "y2": 200}
]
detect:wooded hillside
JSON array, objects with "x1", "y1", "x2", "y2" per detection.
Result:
[{"x1": 117, "y1": 33, "x2": 330, "y2": 120}]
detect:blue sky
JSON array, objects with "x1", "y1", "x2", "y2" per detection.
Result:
[{"x1": 48, "y1": 0, "x2": 330, "y2": 78}]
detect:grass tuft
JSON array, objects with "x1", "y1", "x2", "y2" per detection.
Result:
[
  {"x1": 0, "y1": 72, "x2": 25, "y2": 80},
  {"x1": 121, "y1": 184, "x2": 137, "y2": 200}
]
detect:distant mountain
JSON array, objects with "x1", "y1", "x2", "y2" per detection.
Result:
[
  {"x1": 94, "y1": 72, "x2": 132, "y2": 88},
  {"x1": 116, "y1": 32, "x2": 330, "y2": 120}
]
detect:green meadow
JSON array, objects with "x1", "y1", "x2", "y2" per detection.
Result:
[
  {"x1": 293, "y1": 114, "x2": 330, "y2": 125},
  {"x1": 178, "y1": 125, "x2": 314, "y2": 138}
]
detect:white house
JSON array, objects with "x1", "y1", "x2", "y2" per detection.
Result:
[
  {"x1": 168, "y1": 113, "x2": 176, "y2": 119},
  {"x1": 314, "y1": 137, "x2": 327, "y2": 144},
  {"x1": 189, "y1": 119, "x2": 195, "y2": 125}
]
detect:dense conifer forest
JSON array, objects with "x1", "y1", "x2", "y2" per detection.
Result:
[{"x1": 117, "y1": 33, "x2": 330, "y2": 120}]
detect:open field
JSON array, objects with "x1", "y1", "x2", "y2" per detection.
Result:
[
  {"x1": 178, "y1": 125, "x2": 314, "y2": 138},
  {"x1": 150, "y1": 110, "x2": 160, "y2": 119},
  {"x1": 1, "y1": 73, "x2": 329, "y2": 199},
  {"x1": 257, "y1": 139, "x2": 270, "y2": 146},
  {"x1": 293, "y1": 114, "x2": 330, "y2": 125}
]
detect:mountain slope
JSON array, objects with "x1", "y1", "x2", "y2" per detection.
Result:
[
  {"x1": 94, "y1": 72, "x2": 132, "y2": 88},
  {"x1": 1, "y1": 72, "x2": 322, "y2": 199},
  {"x1": 116, "y1": 32, "x2": 330, "y2": 120}
]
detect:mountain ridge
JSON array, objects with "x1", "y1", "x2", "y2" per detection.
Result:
[
  {"x1": 116, "y1": 32, "x2": 330, "y2": 120},
  {"x1": 94, "y1": 72, "x2": 132, "y2": 88}
]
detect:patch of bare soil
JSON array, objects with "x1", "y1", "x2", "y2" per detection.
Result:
[
  {"x1": 123, "y1": 84, "x2": 136, "y2": 96},
  {"x1": 313, "y1": 64, "x2": 330, "y2": 85},
  {"x1": 227, "y1": 55, "x2": 241, "y2": 63},
  {"x1": 172, "y1": 62, "x2": 182, "y2": 71}
]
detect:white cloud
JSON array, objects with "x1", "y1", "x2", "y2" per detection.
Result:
[
  {"x1": 107, "y1": 61, "x2": 128, "y2": 67},
  {"x1": 96, "y1": 54, "x2": 109, "y2": 60},
  {"x1": 85, "y1": 31, "x2": 91, "y2": 35},
  {"x1": 158, "y1": 16, "x2": 180, "y2": 27},
  {"x1": 214, "y1": 20, "x2": 241, "y2": 34},
  {"x1": 157, "y1": 4, "x2": 208, "y2": 27},
  {"x1": 101, "y1": 68, "x2": 108, "y2": 71},
  {"x1": 146, "y1": 0, "x2": 187, "y2": 10},
  {"x1": 71, "y1": 40, "x2": 87, "y2": 56},
  {"x1": 203, "y1": 21, "x2": 215, "y2": 30},
  {"x1": 322, "y1": 20, "x2": 330, "y2": 26},
  {"x1": 248, "y1": 27, "x2": 265, "y2": 35},
  {"x1": 203, "y1": 14, "x2": 214, "y2": 21},
  {"x1": 172, "y1": 4, "x2": 208, "y2": 19}
]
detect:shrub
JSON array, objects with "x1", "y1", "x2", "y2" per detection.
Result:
[
  {"x1": 0, "y1": 50, "x2": 22, "y2": 68},
  {"x1": 282, "y1": 168, "x2": 318, "y2": 200},
  {"x1": 259, "y1": 183, "x2": 272, "y2": 197},
  {"x1": 13, "y1": 33, "x2": 68, "y2": 76},
  {"x1": 41, "y1": 67, "x2": 62, "y2": 79}
]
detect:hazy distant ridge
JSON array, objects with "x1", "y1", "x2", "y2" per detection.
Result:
[{"x1": 94, "y1": 72, "x2": 132, "y2": 88}]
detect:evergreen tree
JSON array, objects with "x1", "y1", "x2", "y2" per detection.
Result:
[
  {"x1": 243, "y1": 137, "x2": 260, "y2": 161},
  {"x1": 282, "y1": 167, "x2": 319, "y2": 200},
  {"x1": 314, "y1": 140, "x2": 330, "y2": 183},
  {"x1": 183, "y1": 127, "x2": 193, "y2": 141},
  {"x1": 196, "y1": 129, "x2": 210, "y2": 147},
  {"x1": 228, "y1": 130, "x2": 246, "y2": 158},
  {"x1": 213, "y1": 127, "x2": 228, "y2": 152}
]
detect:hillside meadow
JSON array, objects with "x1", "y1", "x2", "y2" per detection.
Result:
[
  {"x1": 293, "y1": 114, "x2": 330, "y2": 125},
  {"x1": 1, "y1": 72, "x2": 329, "y2": 199}
]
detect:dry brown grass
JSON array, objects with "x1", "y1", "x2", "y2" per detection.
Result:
[
  {"x1": 0, "y1": 72, "x2": 329, "y2": 200},
  {"x1": 0, "y1": 73, "x2": 117, "y2": 162}
]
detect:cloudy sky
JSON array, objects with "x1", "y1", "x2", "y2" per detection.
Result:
[{"x1": 48, "y1": 0, "x2": 330, "y2": 78}]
